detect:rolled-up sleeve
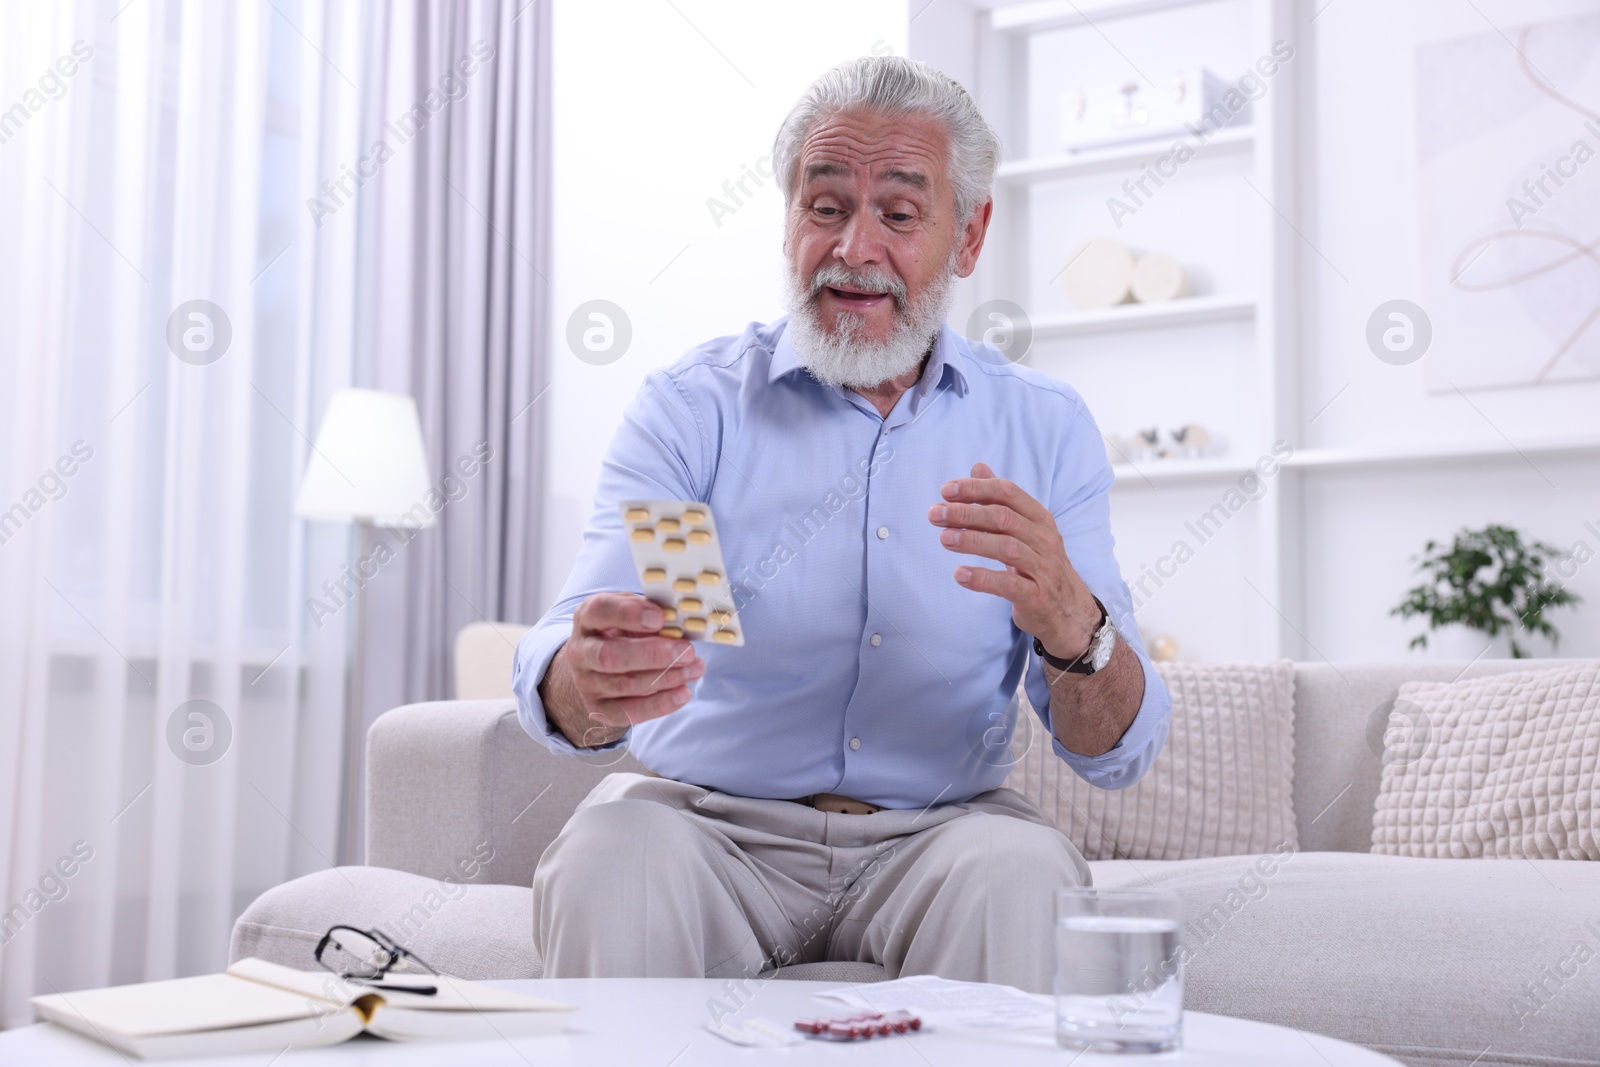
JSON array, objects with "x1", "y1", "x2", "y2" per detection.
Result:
[
  {"x1": 1022, "y1": 406, "x2": 1172, "y2": 790},
  {"x1": 512, "y1": 370, "x2": 707, "y2": 756}
]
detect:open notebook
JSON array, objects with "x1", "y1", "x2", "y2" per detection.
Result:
[{"x1": 30, "y1": 957, "x2": 576, "y2": 1060}]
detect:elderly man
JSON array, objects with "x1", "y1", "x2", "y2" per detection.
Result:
[{"x1": 513, "y1": 56, "x2": 1170, "y2": 994}]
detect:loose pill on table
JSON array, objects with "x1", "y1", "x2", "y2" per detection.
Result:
[
  {"x1": 659, "y1": 626, "x2": 683, "y2": 638},
  {"x1": 713, "y1": 630, "x2": 738, "y2": 644},
  {"x1": 698, "y1": 570, "x2": 721, "y2": 585},
  {"x1": 657, "y1": 517, "x2": 681, "y2": 533},
  {"x1": 673, "y1": 577, "x2": 697, "y2": 593},
  {"x1": 625, "y1": 507, "x2": 651, "y2": 522},
  {"x1": 683, "y1": 508, "x2": 706, "y2": 524},
  {"x1": 662, "y1": 538, "x2": 687, "y2": 553},
  {"x1": 687, "y1": 529, "x2": 712, "y2": 545},
  {"x1": 643, "y1": 567, "x2": 667, "y2": 583},
  {"x1": 630, "y1": 528, "x2": 654, "y2": 542},
  {"x1": 683, "y1": 617, "x2": 707, "y2": 633},
  {"x1": 679, "y1": 597, "x2": 702, "y2": 612}
]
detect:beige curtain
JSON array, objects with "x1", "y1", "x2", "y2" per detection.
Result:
[{"x1": 345, "y1": 0, "x2": 553, "y2": 859}]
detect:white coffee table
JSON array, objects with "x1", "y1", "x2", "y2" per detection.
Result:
[{"x1": 0, "y1": 977, "x2": 1403, "y2": 1065}]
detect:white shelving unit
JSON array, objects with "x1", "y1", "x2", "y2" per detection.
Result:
[
  {"x1": 1114, "y1": 435, "x2": 1600, "y2": 485},
  {"x1": 990, "y1": 0, "x2": 1220, "y2": 32},
  {"x1": 995, "y1": 125, "x2": 1255, "y2": 184},
  {"x1": 921, "y1": 0, "x2": 1302, "y2": 659},
  {"x1": 1030, "y1": 295, "x2": 1256, "y2": 340}
]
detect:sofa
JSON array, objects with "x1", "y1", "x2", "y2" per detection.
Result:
[{"x1": 232, "y1": 659, "x2": 1599, "y2": 1067}]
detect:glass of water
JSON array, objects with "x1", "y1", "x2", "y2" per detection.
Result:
[{"x1": 1055, "y1": 887, "x2": 1185, "y2": 1053}]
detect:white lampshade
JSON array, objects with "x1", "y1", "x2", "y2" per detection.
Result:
[{"x1": 293, "y1": 388, "x2": 435, "y2": 528}]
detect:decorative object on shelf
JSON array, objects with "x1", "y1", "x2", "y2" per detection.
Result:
[
  {"x1": 1130, "y1": 426, "x2": 1163, "y2": 461},
  {"x1": 1131, "y1": 251, "x2": 1190, "y2": 304},
  {"x1": 1391, "y1": 524, "x2": 1582, "y2": 658},
  {"x1": 1060, "y1": 69, "x2": 1253, "y2": 153},
  {"x1": 1064, "y1": 241, "x2": 1198, "y2": 310},
  {"x1": 1147, "y1": 633, "x2": 1179, "y2": 662},
  {"x1": 1062, "y1": 236, "x2": 1133, "y2": 309},
  {"x1": 1169, "y1": 423, "x2": 1211, "y2": 458},
  {"x1": 1119, "y1": 424, "x2": 1217, "y2": 462}
]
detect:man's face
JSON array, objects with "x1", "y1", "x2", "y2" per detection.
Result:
[{"x1": 785, "y1": 109, "x2": 987, "y2": 348}]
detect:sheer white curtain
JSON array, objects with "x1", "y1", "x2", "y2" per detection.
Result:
[{"x1": 0, "y1": 0, "x2": 364, "y2": 1025}]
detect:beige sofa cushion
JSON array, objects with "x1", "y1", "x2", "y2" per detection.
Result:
[
  {"x1": 1371, "y1": 662, "x2": 1600, "y2": 860},
  {"x1": 1008, "y1": 661, "x2": 1296, "y2": 860},
  {"x1": 1092, "y1": 851, "x2": 1600, "y2": 1067}
]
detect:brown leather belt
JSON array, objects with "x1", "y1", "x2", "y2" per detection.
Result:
[
  {"x1": 793, "y1": 791, "x2": 884, "y2": 816},
  {"x1": 638, "y1": 769, "x2": 884, "y2": 815}
]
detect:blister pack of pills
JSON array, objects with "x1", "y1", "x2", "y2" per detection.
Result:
[
  {"x1": 618, "y1": 500, "x2": 744, "y2": 646},
  {"x1": 794, "y1": 1010, "x2": 923, "y2": 1041}
]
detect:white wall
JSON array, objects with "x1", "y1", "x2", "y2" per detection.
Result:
[
  {"x1": 539, "y1": 0, "x2": 908, "y2": 611},
  {"x1": 1295, "y1": 0, "x2": 1600, "y2": 660},
  {"x1": 1298, "y1": 0, "x2": 1600, "y2": 451}
]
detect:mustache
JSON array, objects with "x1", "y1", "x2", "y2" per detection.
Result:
[{"x1": 806, "y1": 264, "x2": 908, "y2": 310}]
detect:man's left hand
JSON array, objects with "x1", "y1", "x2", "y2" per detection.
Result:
[{"x1": 928, "y1": 462, "x2": 1100, "y2": 661}]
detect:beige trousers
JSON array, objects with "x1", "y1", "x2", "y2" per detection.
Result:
[{"x1": 531, "y1": 771, "x2": 1090, "y2": 994}]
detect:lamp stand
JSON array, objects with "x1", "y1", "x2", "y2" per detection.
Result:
[{"x1": 339, "y1": 521, "x2": 371, "y2": 866}]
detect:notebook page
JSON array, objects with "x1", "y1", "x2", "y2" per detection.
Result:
[{"x1": 31, "y1": 972, "x2": 332, "y2": 1039}]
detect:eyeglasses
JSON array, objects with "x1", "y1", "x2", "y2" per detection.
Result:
[{"x1": 314, "y1": 925, "x2": 439, "y2": 995}]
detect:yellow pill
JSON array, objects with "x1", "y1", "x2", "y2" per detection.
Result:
[
  {"x1": 643, "y1": 567, "x2": 666, "y2": 583},
  {"x1": 698, "y1": 570, "x2": 721, "y2": 586},
  {"x1": 709, "y1": 610, "x2": 731, "y2": 624},
  {"x1": 679, "y1": 597, "x2": 702, "y2": 612},
  {"x1": 673, "y1": 577, "x2": 697, "y2": 593},
  {"x1": 657, "y1": 517, "x2": 681, "y2": 533},
  {"x1": 713, "y1": 630, "x2": 738, "y2": 644},
  {"x1": 625, "y1": 507, "x2": 651, "y2": 522},
  {"x1": 659, "y1": 626, "x2": 683, "y2": 638},
  {"x1": 630, "y1": 528, "x2": 654, "y2": 542},
  {"x1": 662, "y1": 538, "x2": 686, "y2": 553},
  {"x1": 660, "y1": 607, "x2": 677, "y2": 622},
  {"x1": 687, "y1": 529, "x2": 712, "y2": 545},
  {"x1": 683, "y1": 617, "x2": 707, "y2": 633},
  {"x1": 683, "y1": 509, "x2": 706, "y2": 524}
]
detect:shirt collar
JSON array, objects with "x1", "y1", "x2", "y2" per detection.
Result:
[{"x1": 769, "y1": 317, "x2": 970, "y2": 399}]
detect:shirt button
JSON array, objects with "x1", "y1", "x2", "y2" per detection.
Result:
[
  {"x1": 876, "y1": 526, "x2": 889, "y2": 540},
  {"x1": 870, "y1": 633, "x2": 882, "y2": 647},
  {"x1": 849, "y1": 737, "x2": 862, "y2": 750}
]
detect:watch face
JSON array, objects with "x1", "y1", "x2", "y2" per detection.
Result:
[{"x1": 1091, "y1": 624, "x2": 1116, "y2": 670}]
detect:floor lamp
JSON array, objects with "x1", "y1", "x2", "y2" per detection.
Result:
[{"x1": 293, "y1": 389, "x2": 434, "y2": 865}]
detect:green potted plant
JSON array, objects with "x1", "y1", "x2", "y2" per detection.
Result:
[{"x1": 1392, "y1": 523, "x2": 1581, "y2": 658}]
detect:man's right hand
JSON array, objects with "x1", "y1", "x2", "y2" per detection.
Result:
[{"x1": 538, "y1": 592, "x2": 705, "y2": 749}]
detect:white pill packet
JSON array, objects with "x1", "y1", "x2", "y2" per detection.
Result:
[
  {"x1": 618, "y1": 499, "x2": 745, "y2": 647},
  {"x1": 702, "y1": 1017, "x2": 802, "y2": 1048}
]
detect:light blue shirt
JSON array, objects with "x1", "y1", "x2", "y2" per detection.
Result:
[{"x1": 514, "y1": 317, "x2": 1171, "y2": 809}]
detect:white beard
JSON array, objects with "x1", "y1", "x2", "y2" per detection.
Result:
[{"x1": 783, "y1": 247, "x2": 959, "y2": 390}]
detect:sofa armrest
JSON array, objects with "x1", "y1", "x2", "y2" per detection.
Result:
[{"x1": 365, "y1": 699, "x2": 644, "y2": 889}]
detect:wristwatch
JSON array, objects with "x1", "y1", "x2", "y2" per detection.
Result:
[{"x1": 1033, "y1": 596, "x2": 1117, "y2": 676}]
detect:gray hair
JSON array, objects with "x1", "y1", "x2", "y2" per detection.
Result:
[{"x1": 772, "y1": 56, "x2": 1001, "y2": 225}]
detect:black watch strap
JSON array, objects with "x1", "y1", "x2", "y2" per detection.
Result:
[{"x1": 1033, "y1": 597, "x2": 1108, "y2": 675}]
